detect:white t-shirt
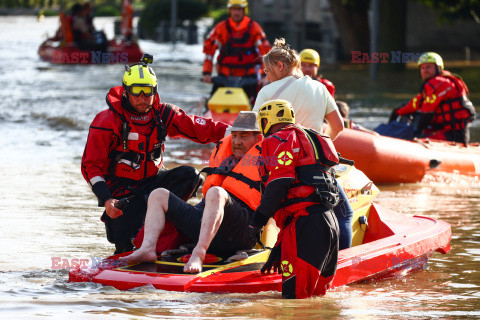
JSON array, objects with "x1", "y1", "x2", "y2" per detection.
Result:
[{"x1": 253, "y1": 76, "x2": 337, "y2": 132}]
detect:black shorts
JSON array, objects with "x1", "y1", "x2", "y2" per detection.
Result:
[
  {"x1": 103, "y1": 165, "x2": 201, "y2": 253},
  {"x1": 166, "y1": 192, "x2": 256, "y2": 255}
]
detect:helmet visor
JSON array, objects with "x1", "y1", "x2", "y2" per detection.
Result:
[{"x1": 128, "y1": 85, "x2": 155, "y2": 97}]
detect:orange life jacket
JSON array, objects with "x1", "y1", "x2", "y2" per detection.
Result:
[
  {"x1": 217, "y1": 17, "x2": 261, "y2": 75},
  {"x1": 121, "y1": 0, "x2": 133, "y2": 37},
  {"x1": 202, "y1": 135, "x2": 262, "y2": 210},
  {"x1": 59, "y1": 11, "x2": 73, "y2": 44}
]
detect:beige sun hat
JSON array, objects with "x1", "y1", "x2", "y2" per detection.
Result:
[{"x1": 230, "y1": 111, "x2": 260, "y2": 132}]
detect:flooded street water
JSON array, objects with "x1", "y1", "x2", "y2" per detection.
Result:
[{"x1": 0, "y1": 16, "x2": 479, "y2": 319}]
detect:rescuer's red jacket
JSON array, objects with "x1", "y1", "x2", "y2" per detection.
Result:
[
  {"x1": 397, "y1": 71, "x2": 474, "y2": 132},
  {"x1": 315, "y1": 76, "x2": 335, "y2": 98},
  {"x1": 202, "y1": 16, "x2": 271, "y2": 77},
  {"x1": 81, "y1": 86, "x2": 228, "y2": 203},
  {"x1": 259, "y1": 124, "x2": 338, "y2": 228}
]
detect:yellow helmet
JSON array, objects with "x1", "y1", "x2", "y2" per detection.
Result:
[
  {"x1": 300, "y1": 49, "x2": 320, "y2": 67},
  {"x1": 227, "y1": 0, "x2": 248, "y2": 14},
  {"x1": 417, "y1": 52, "x2": 444, "y2": 71},
  {"x1": 257, "y1": 99, "x2": 295, "y2": 135},
  {"x1": 122, "y1": 54, "x2": 157, "y2": 97}
]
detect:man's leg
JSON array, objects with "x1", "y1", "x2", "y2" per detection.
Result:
[
  {"x1": 103, "y1": 194, "x2": 148, "y2": 254},
  {"x1": 143, "y1": 166, "x2": 203, "y2": 201},
  {"x1": 281, "y1": 206, "x2": 339, "y2": 299},
  {"x1": 184, "y1": 186, "x2": 229, "y2": 273},
  {"x1": 333, "y1": 178, "x2": 353, "y2": 250},
  {"x1": 120, "y1": 188, "x2": 170, "y2": 262}
]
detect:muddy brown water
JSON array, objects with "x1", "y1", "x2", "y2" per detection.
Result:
[{"x1": 0, "y1": 16, "x2": 479, "y2": 320}]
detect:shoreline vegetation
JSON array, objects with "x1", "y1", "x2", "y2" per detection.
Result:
[{"x1": 0, "y1": 5, "x2": 127, "y2": 16}]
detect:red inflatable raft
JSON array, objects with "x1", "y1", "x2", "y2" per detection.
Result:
[
  {"x1": 38, "y1": 39, "x2": 143, "y2": 64},
  {"x1": 69, "y1": 166, "x2": 451, "y2": 293},
  {"x1": 333, "y1": 128, "x2": 480, "y2": 184}
]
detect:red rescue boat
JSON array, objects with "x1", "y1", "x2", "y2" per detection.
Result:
[
  {"x1": 38, "y1": 39, "x2": 143, "y2": 64},
  {"x1": 69, "y1": 166, "x2": 451, "y2": 293}
]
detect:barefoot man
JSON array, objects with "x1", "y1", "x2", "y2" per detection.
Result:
[{"x1": 121, "y1": 111, "x2": 263, "y2": 273}]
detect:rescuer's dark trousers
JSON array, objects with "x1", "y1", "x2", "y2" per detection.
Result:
[{"x1": 280, "y1": 204, "x2": 339, "y2": 299}]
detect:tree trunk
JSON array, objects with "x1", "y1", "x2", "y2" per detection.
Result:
[{"x1": 328, "y1": 0, "x2": 370, "y2": 61}]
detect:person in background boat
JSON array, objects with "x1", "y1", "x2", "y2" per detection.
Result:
[
  {"x1": 252, "y1": 38, "x2": 353, "y2": 251},
  {"x1": 50, "y1": 6, "x2": 74, "y2": 44},
  {"x1": 390, "y1": 52, "x2": 475, "y2": 144},
  {"x1": 299, "y1": 48, "x2": 335, "y2": 97},
  {"x1": 121, "y1": 112, "x2": 263, "y2": 273},
  {"x1": 201, "y1": 0, "x2": 271, "y2": 104},
  {"x1": 72, "y1": 2, "x2": 108, "y2": 52},
  {"x1": 249, "y1": 99, "x2": 339, "y2": 299},
  {"x1": 337, "y1": 100, "x2": 379, "y2": 135},
  {"x1": 81, "y1": 54, "x2": 229, "y2": 254},
  {"x1": 83, "y1": 2, "x2": 94, "y2": 32},
  {"x1": 121, "y1": 0, "x2": 134, "y2": 42}
]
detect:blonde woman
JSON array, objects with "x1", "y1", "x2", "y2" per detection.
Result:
[
  {"x1": 252, "y1": 38, "x2": 343, "y2": 140},
  {"x1": 252, "y1": 38, "x2": 353, "y2": 250}
]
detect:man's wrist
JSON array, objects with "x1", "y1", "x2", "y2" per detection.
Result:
[
  {"x1": 91, "y1": 181, "x2": 112, "y2": 207},
  {"x1": 250, "y1": 210, "x2": 270, "y2": 228}
]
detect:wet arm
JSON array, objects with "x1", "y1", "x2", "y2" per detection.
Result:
[
  {"x1": 167, "y1": 107, "x2": 229, "y2": 143},
  {"x1": 81, "y1": 123, "x2": 118, "y2": 206},
  {"x1": 324, "y1": 109, "x2": 344, "y2": 141}
]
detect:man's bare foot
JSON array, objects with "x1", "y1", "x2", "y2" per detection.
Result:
[
  {"x1": 183, "y1": 252, "x2": 205, "y2": 273},
  {"x1": 119, "y1": 248, "x2": 157, "y2": 263}
]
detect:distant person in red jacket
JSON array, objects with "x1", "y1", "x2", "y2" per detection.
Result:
[
  {"x1": 121, "y1": 0, "x2": 134, "y2": 42},
  {"x1": 202, "y1": 0, "x2": 271, "y2": 103},
  {"x1": 300, "y1": 49, "x2": 335, "y2": 97},
  {"x1": 392, "y1": 52, "x2": 475, "y2": 144},
  {"x1": 81, "y1": 54, "x2": 229, "y2": 254}
]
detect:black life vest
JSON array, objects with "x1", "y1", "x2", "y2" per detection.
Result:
[
  {"x1": 421, "y1": 73, "x2": 476, "y2": 131},
  {"x1": 260, "y1": 125, "x2": 340, "y2": 209}
]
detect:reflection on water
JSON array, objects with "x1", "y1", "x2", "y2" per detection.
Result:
[{"x1": 0, "y1": 16, "x2": 479, "y2": 320}]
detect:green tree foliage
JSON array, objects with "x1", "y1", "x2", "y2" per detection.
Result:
[
  {"x1": 139, "y1": 0, "x2": 207, "y2": 38},
  {"x1": 415, "y1": 0, "x2": 480, "y2": 23}
]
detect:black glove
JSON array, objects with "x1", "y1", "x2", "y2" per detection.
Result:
[
  {"x1": 413, "y1": 112, "x2": 434, "y2": 137},
  {"x1": 248, "y1": 225, "x2": 262, "y2": 246},
  {"x1": 388, "y1": 108, "x2": 400, "y2": 123},
  {"x1": 389, "y1": 103, "x2": 408, "y2": 124},
  {"x1": 261, "y1": 244, "x2": 281, "y2": 274}
]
